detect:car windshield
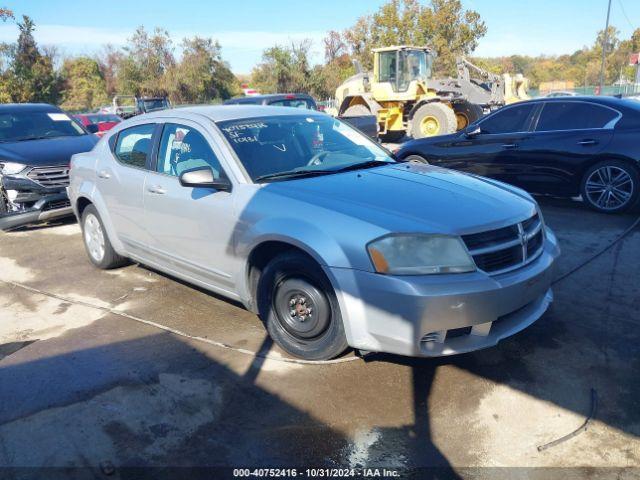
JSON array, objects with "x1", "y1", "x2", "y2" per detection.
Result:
[
  {"x1": 143, "y1": 99, "x2": 168, "y2": 111},
  {"x1": 0, "y1": 111, "x2": 86, "y2": 142},
  {"x1": 86, "y1": 114, "x2": 121, "y2": 124},
  {"x1": 217, "y1": 115, "x2": 394, "y2": 182}
]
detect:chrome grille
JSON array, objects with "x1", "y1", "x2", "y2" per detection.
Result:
[
  {"x1": 26, "y1": 166, "x2": 70, "y2": 188},
  {"x1": 462, "y1": 213, "x2": 544, "y2": 275}
]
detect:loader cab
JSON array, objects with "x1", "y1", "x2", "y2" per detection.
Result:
[{"x1": 374, "y1": 47, "x2": 434, "y2": 94}]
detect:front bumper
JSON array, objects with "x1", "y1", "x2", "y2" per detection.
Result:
[
  {"x1": 327, "y1": 228, "x2": 560, "y2": 357},
  {"x1": 0, "y1": 191, "x2": 72, "y2": 230}
]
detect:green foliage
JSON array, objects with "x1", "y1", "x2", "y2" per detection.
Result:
[
  {"x1": 251, "y1": 41, "x2": 313, "y2": 94},
  {"x1": 341, "y1": 0, "x2": 487, "y2": 76},
  {"x1": 0, "y1": 15, "x2": 60, "y2": 104},
  {"x1": 472, "y1": 27, "x2": 640, "y2": 89},
  {"x1": 60, "y1": 57, "x2": 109, "y2": 111},
  {"x1": 164, "y1": 37, "x2": 239, "y2": 103}
]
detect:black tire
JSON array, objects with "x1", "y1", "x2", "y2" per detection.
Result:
[
  {"x1": 452, "y1": 101, "x2": 483, "y2": 130},
  {"x1": 405, "y1": 154, "x2": 429, "y2": 164},
  {"x1": 380, "y1": 130, "x2": 406, "y2": 143},
  {"x1": 342, "y1": 104, "x2": 371, "y2": 117},
  {"x1": 581, "y1": 160, "x2": 640, "y2": 214},
  {"x1": 0, "y1": 189, "x2": 7, "y2": 214},
  {"x1": 257, "y1": 251, "x2": 349, "y2": 360},
  {"x1": 81, "y1": 204, "x2": 129, "y2": 269},
  {"x1": 411, "y1": 102, "x2": 457, "y2": 139}
]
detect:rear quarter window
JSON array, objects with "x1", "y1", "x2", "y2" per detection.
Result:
[
  {"x1": 113, "y1": 123, "x2": 155, "y2": 169},
  {"x1": 536, "y1": 102, "x2": 619, "y2": 131}
]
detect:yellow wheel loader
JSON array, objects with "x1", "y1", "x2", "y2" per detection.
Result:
[{"x1": 336, "y1": 46, "x2": 528, "y2": 141}]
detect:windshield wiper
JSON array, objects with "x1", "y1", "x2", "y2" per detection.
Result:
[
  {"x1": 254, "y1": 169, "x2": 336, "y2": 183},
  {"x1": 332, "y1": 160, "x2": 390, "y2": 173},
  {"x1": 15, "y1": 135, "x2": 54, "y2": 142}
]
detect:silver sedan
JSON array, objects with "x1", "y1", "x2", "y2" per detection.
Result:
[{"x1": 69, "y1": 105, "x2": 560, "y2": 360}]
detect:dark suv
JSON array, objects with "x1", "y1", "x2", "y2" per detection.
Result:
[{"x1": 0, "y1": 103, "x2": 97, "y2": 230}]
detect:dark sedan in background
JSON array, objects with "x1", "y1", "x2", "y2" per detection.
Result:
[
  {"x1": 0, "y1": 103, "x2": 98, "y2": 230},
  {"x1": 396, "y1": 96, "x2": 640, "y2": 213}
]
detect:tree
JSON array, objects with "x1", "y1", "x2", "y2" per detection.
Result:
[
  {"x1": 164, "y1": 37, "x2": 238, "y2": 103},
  {"x1": 339, "y1": 0, "x2": 486, "y2": 75},
  {"x1": 0, "y1": 15, "x2": 60, "y2": 104},
  {"x1": 60, "y1": 57, "x2": 109, "y2": 111},
  {"x1": 251, "y1": 41, "x2": 313, "y2": 94},
  {"x1": 116, "y1": 26, "x2": 175, "y2": 96}
]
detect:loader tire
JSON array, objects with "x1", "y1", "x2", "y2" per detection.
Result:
[
  {"x1": 342, "y1": 104, "x2": 371, "y2": 117},
  {"x1": 453, "y1": 101, "x2": 483, "y2": 130},
  {"x1": 411, "y1": 102, "x2": 457, "y2": 139}
]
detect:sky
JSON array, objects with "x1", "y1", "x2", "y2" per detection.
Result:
[{"x1": 0, "y1": 0, "x2": 638, "y2": 73}]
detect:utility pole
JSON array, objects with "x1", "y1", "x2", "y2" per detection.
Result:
[{"x1": 598, "y1": 0, "x2": 613, "y2": 94}]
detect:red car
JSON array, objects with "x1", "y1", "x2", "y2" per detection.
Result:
[{"x1": 73, "y1": 113, "x2": 122, "y2": 137}]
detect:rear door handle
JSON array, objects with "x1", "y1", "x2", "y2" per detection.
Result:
[
  {"x1": 147, "y1": 185, "x2": 166, "y2": 195},
  {"x1": 501, "y1": 143, "x2": 518, "y2": 149},
  {"x1": 578, "y1": 139, "x2": 598, "y2": 146},
  {"x1": 97, "y1": 170, "x2": 111, "y2": 179}
]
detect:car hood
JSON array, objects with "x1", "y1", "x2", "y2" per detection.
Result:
[
  {"x1": 263, "y1": 163, "x2": 537, "y2": 234},
  {"x1": 0, "y1": 135, "x2": 97, "y2": 167}
]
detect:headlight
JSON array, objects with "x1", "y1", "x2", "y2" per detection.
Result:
[
  {"x1": 367, "y1": 234, "x2": 476, "y2": 275},
  {"x1": 0, "y1": 162, "x2": 26, "y2": 175}
]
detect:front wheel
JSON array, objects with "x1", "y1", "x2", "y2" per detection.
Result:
[
  {"x1": 257, "y1": 252, "x2": 348, "y2": 360},
  {"x1": 581, "y1": 161, "x2": 639, "y2": 213},
  {"x1": 411, "y1": 102, "x2": 457, "y2": 139},
  {"x1": 81, "y1": 205, "x2": 129, "y2": 269}
]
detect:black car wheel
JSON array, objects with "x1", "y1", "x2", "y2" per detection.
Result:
[
  {"x1": 257, "y1": 251, "x2": 348, "y2": 360},
  {"x1": 581, "y1": 161, "x2": 639, "y2": 213}
]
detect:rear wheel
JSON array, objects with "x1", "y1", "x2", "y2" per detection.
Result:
[
  {"x1": 257, "y1": 251, "x2": 348, "y2": 360},
  {"x1": 581, "y1": 160, "x2": 639, "y2": 213},
  {"x1": 81, "y1": 205, "x2": 129, "y2": 269},
  {"x1": 411, "y1": 102, "x2": 457, "y2": 139},
  {"x1": 452, "y1": 101, "x2": 483, "y2": 130}
]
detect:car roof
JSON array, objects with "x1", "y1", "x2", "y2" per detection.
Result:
[
  {"x1": 140, "y1": 104, "x2": 326, "y2": 122},
  {"x1": 0, "y1": 103, "x2": 60, "y2": 113},
  {"x1": 525, "y1": 95, "x2": 635, "y2": 108},
  {"x1": 225, "y1": 93, "x2": 314, "y2": 104}
]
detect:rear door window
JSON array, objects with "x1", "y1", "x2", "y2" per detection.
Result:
[
  {"x1": 479, "y1": 104, "x2": 536, "y2": 134},
  {"x1": 114, "y1": 124, "x2": 155, "y2": 169},
  {"x1": 536, "y1": 102, "x2": 619, "y2": 131}
]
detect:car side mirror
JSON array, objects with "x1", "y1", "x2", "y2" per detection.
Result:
[
  {"x1": 465, "y1": 126, "x2": 481, "y2": 138},
  {"x1": 86, "y1": 124, "x2": 99, "y2": 134},
  {"x1": 179, "y1": 167, "x2": 232, "y2": 192}
]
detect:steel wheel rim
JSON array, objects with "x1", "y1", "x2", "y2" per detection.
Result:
[
  {"x1": 420, "y1": 115, "x2": 440, "y2": 136},
  {"x1": 273, "y1": 278, "x2": 330, "y2": 340},
  {"x1": 84, "y1": 213, "x2": 105, "y2": 262},
  {"x1": 585, "y1": 166, "x2": 634, "y2": 211}
]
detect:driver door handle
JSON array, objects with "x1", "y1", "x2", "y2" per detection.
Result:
[
  {"x1": 97, "y1": 170, "x2": 111, "y2": 179},
  {"x1": 578, "y1": 139, "x2": 598, "y2": 146},
  {"x1": 147, "y1": 185, "x2": 166, "y2": 195},
  {"x1": 501, "y1": 143, "x2": 518, "y2": 149}
]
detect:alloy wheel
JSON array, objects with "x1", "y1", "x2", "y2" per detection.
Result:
[
  {"x1": 84, "y1": 213, "x2": 105, "y2": 262},
  {"x1": 585, "y1": 166, "x2": 634, "y2": 211}
]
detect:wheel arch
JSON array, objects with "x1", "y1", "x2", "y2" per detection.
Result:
[
  {"x1": 338, "y1": 94, "x2": 380, "y2": 116},
  {"x1": 244, "y1": 239, "x2": 328, "y2": 314}
]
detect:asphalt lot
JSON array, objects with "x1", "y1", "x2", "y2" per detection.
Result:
[{"x1": 0, "y1": 196, "x2": 639, "y2": 477}]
